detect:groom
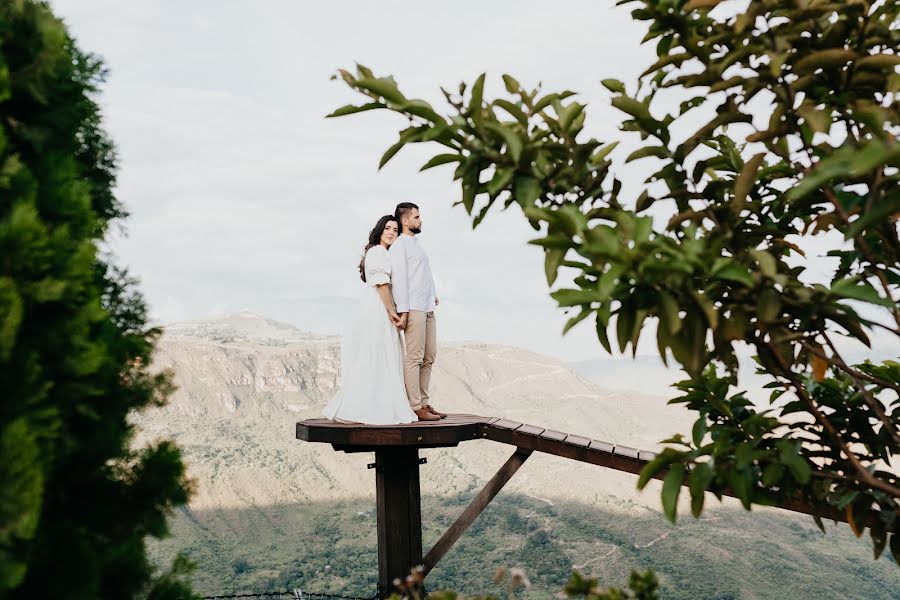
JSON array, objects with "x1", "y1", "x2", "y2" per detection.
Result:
[{"x1": 390, "y1": 202, "x2": 447, "y2": 422}]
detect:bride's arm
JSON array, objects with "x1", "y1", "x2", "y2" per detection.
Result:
[{"x1": 376, "y1": 284, "x2": 401, "y2": 325}]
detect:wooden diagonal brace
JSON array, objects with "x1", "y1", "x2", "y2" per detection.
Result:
[{"x1": 422, "y1": 447, "x2": 533, "y2": 576}]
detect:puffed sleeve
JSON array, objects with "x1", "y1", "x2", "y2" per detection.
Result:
[{"x1": 365, "y1": 246, "x2": 391, "y2": 285}]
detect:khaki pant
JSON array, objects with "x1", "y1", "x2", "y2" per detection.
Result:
[{"x1": 403, "y1": 311, "x2": 436, "y2": 410}]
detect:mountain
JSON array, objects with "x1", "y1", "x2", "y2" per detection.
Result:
[{"x1": 139, "y1": 313, "x2": 899, "y2": 599}]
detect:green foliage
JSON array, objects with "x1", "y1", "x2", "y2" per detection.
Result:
[
  {"x1": 330, "y1": 0, "x2": 900, "y2": 565},
  {"x1": 565, "y1": 570, "x2": 659, "y2": 600},
  {"x1": 159, "y1": 495, "x2": 900, "y2": 600},
  {"x1": 0, "y1": 2, "x2": 193, "y2": 598}
]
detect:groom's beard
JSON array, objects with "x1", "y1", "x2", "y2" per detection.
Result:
[{"x1": 410, "y1": 227, "x2": 421, "y2": 234}]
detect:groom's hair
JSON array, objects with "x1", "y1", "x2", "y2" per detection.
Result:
[{"x1": 395, "y1": 202, "x2": 419, "y2": 225}]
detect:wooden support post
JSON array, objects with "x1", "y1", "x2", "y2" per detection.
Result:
[
  {"x1": 422, "y1": 447, "x2": 532, "y2": 576},
  {"x1": 375, "y1": 447, "x2": 423, "y2": 597}
]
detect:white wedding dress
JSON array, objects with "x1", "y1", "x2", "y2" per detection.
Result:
[{"x1": 323, "y1": 245, "x2": 418, "y2": 424}]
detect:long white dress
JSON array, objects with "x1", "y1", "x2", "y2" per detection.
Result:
[{"x1": 323, "y1": 245, "x2": 418, "y2": 424}]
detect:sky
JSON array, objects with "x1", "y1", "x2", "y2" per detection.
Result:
[
  {"x1": 48, "y1": 0, "x2": 897, "y2": 366},
  {"x1": 48, "y1": 0, "x2": 669, "y2": 362}
]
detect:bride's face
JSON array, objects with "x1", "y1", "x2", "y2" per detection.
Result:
[{"x1": 381, "y1": 220, "x2": 399, "y2": 246}]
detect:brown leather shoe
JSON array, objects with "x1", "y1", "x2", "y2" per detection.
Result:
[
  {"x1": 424, "y1": 404, "x2": 447, "y2": 418},
  {"x1": 414, "y1": 408, "x2": 441, "y2": 421}
]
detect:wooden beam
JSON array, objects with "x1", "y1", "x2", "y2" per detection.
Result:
[
  {"x1": 422, "y1": 448, "x2": 533, "y2": 576},
  {"x1": 375, "y1": 447, "x2": 423, "y2": 596}
]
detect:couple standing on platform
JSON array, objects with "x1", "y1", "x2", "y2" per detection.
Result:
[{"x1": 323, "y1": 203, "x2": 447, "y2": 424}]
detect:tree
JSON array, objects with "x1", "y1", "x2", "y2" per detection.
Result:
[
  {"x1": 0, "y1": 2, "x2": 194, "y2": 597},
  {"x1": 329, "y1": 0, "x2": 900, "y2": 563}
]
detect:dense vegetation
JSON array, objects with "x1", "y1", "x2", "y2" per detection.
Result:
[
  {"x1": 153, "y1": 494, "x2": 899, "y2": 600},
  {"x1": 0, "y1": 2, "x2": 193, "y2": 597}
]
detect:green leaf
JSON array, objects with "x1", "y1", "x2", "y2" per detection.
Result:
[
  {"x1": 551, "y1": 288, "x2": 599, "y2": 307},
  {"x1": 844, "y1": 193, "x2": 900, "y2": 239},
  {"x1": 558, "y1": 102, "x2": 586, "y2": 131},
  {"x1": 616, "y1": 303, "x2": 636, "y2": 353},
  {"x1": 750, "y1": 249, "x2": 777, "y2": 278},
  {"x1": 690, "y1": 290, "x2": 718, "y2": 329},
  {"x1": 545, "y1": 248, "x2": 565, "y2": 286},
  {"x1": 591, "y1": 141, "x2": 620, "y2": 164},
  {"x1": 484, "y1": 122, "x2": 523, "y2": 163},
  {"x1": 635, "y1": 189, "x2": 654, "y2": 213},
  {"x1": 662, "y1": 467, "x2": 685, "y2": 522},
  {"x1": 502, "y1": 74, "x2": 521, "y2": 94},
  {"x1": 711, "y1": 262, "x2": 754, "y2": 287},
  {"x1": 326, "y1": 102, "x2": 385, "y2": 118},
  {"x1": 794, "y1": 48, "x2": 857, "y2": 75},
  {"x1": 831, "y1": 278, "x2": 895, "y2": 307},
  {"x1": 487, "y1": 167, "x2": 514, "y2": 196},
  {"x1": 761, "y1": 463, "x2": 784, "y2": 487},
  {"x1": 797, "y1": 102, "x2": 830, "y2": 134},
  {"x1": 626, "y1": 145, "x2": 669, "y2": 163},
  {"x1": 596, "y1": 311, "x2": 613, "y2": 354},
  {"x1": 733, "y1": 153, "x2": 765, "y2": 207},
  {"x1": 779, "y1": 442, "x2": 811, "y2": 484},
  {"x1": 728, "y1": 469, "x2": 753, "y2": 510},
  {"x1": 493, "y1": 99, "x2": 528, "y2": 124},
  {"x1": 683, "y1": 0, "x2": 723, "y2": 11},
  {"x1": 637, "y1": 449, "x2": 678, "y2": 489},
  {"x1": 420, "y1": 154, "x2": 463, "y2": 171},
  {"x1": 691, "y1": 418, "x2": 707, "y2": 447},
  {"x1": 601, "y1": 79, "x2": 626, "y2": 94},
  {"x1": 534, "y1": 93, "x2": 559, "y2": 112},
  {"x1": 514, "y1": 176, "x2": 542, "y2": 207},
  {"x1": 563, "y1": 308, "x2": 591, "y2": 334},
  {"x1": 788, "y1": 139, "x2": 900, "y2": 201},
  {"x1": 872, "y1": 522, "x2": 888, "y2": 560},
  {"x1": 469, "y1": 73, "x2": 486, "y2": 126},
  {"x1": 356, "y1": 76, "x2": 407, "y2": 104},
  {"x1": 659, "y1": 291, "x2": 682, "y2": 335},
  {"x1": 688, "y1": 462, "x2": 712, "y2": 518},
  {"x1": 611, "y1": 96, "x2": 652, "y2": 121},
  {"x1": 757, "y1": 288, "x2": 781, "y2": 323},
  {"x1": 379, "y1": 140, "x2": 406, "y2": 170}
]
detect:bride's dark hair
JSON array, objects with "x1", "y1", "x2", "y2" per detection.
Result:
[{"x1": 359, "y1": 215, "x2": 398, "y2": 282}]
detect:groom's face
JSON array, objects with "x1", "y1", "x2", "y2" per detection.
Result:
[{"x1": 405, "y1": 208, "x2": 422, "y2": 234}]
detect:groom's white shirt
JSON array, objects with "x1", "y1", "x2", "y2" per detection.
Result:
[{"x1": 390, "y1": 234, "x2": 436, "y2": 314}]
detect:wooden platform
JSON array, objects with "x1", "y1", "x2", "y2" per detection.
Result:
[
  {"x1": 297, "y1": 414, "x2": 489, "y2": 450},
  {"x1": 296, "y1": 413, "x2": 879, "y2": 596},
  {"x1": 297, "y1": 413, "x2": 658, "y2": 474}
]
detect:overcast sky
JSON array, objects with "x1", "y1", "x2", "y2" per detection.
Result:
[
  {"x1": 48, "y1": 0, "x2": 897, "y2": 367},
  {"x1": 47, "y1": 0, "x2": 669, "y2": 362}
]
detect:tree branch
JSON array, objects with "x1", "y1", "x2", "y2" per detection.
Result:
[
  {"x1": 762, "y1": 339, "x2": 900, "y2": 499},
  {"x1": 801, "y1": 337, "x2": 900, "y2": 448}
]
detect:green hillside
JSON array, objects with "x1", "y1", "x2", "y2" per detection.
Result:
[{"x1": 151, "y1": 493, "x2": 898, "y2": 600}]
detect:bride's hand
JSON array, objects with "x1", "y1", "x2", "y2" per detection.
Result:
[{"x1": 388, "y1": 309, "x2": 402, "y2": 327}]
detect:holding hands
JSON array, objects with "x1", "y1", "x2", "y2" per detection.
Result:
[{"x1": 387, "y1": 307, "x2": 408, "y2": 331}]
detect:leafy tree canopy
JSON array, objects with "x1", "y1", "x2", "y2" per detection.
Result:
[
  {"x1": 0, "y1": 2, "x2": 194, "y2": 597},
  {"x1": 330, "y1": 0, "x2": 900, "y2": 564}
]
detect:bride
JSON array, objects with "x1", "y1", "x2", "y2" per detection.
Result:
[{"x1": 323, "y1": 215, "x2": 418, "y2": 424}]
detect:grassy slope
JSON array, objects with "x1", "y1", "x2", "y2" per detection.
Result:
[{"x1": 151, "y1": 493, "x2": 898, "y2": 600}]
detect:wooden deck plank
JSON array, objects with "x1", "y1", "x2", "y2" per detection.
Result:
[
  {"x1": 541, "y1": 429, "x2": 568, "y2": 442},
  {"x1": 491, "y1": 419, "x2": 524, "y2": 431},
  {"x1": 615, "y1": 445, "x2": 640, "y2": 459},
  {"x1": 516, "y1": 424, "x2": 545, "y2": 436},
  {"x1": 564, "y1": 434, "x2": 590, "y2": 447},
  {"x1": 588, "y1": 440, "x2": 615, "y2": 453}
]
